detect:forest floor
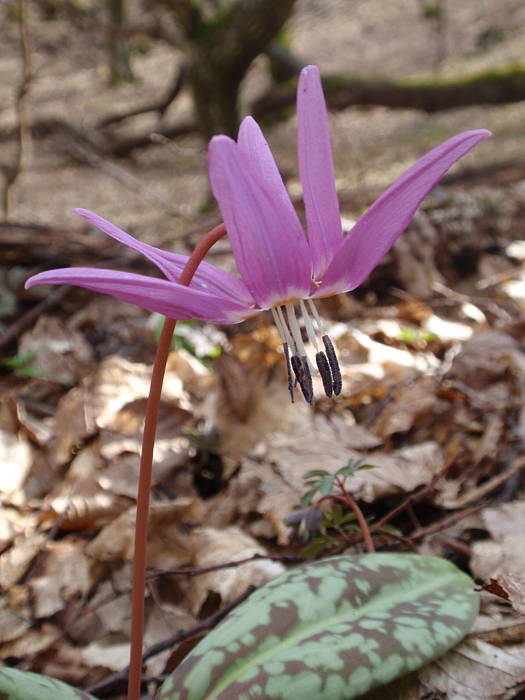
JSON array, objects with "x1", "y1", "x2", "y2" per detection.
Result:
[{"x1": 2, "y1": 1, "x2": 525, "y2": 698}]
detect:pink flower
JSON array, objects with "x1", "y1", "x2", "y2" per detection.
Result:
[{"x1": 26, "y1": 66, "x2": 490, "y2": 403}]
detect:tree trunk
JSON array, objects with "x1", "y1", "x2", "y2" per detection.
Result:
[{"x1": 164, "y1": 0, "x2": 297, "y2": 140}]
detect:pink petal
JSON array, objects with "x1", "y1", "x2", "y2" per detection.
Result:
[
  {"x1": 25, "y1": 268, "x2": 255, "y2": 324},
  {"x1": 237, "y1": 117, "x2": 300, "y2": 221},
  {"x1": 75, "y1": 208, "x2": 253, "y2": 305},
  {"x1": 319, "y1": 129, "x2": 491, "y2": 295},
  {"x1": 297, "y1": 65, "x2": 343, "y2": 278},
  {"x1": 208, "y1": 130, "x2": 311, "y2": 309}
]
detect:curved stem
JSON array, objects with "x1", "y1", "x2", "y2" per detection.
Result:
[
  {"x1": 316, "y1": 493, "x2": 375, "y2": 554},
  {"x1": 128, "y1": 223, "x2": 227, "y2": 700}
]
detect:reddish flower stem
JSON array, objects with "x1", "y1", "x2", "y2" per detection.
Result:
[
  {"x1": 317, "y1": 493, "x2": 376, "y2": 554},
  {"x1": 127, "y1": 223, "x2": 227, "y2": 700}
]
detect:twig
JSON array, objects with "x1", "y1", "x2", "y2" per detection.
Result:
[
  {"x1": 97, "y1": 66, "x2": 186, "y2": 128},
  {"x1": 147, "y1": 552, "x2": 303, "y2": 580},
  {"x1": 410, "y1": 504, "x2": 484, "y2": 540},
  {"x1": 0, "y1": 285, "x2": 70, "y2": 350},
  {"x1": 1, "y1": 0, "x2": 33, "y2": 218},
  {"x1": 372, "y1": 452, "x2": 461, "y2": 531},
  {"x1": 57, "y1": 136, "x2": 184, "y2": 217},
  {"x1": 436, "y1": 455, "x2": 525, "y2": 510},
  {"x1": 87, "y1": 584, "x2": 256, "y2": 698}
]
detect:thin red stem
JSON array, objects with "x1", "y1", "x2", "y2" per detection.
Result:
[
  {"x1": 317, "y1": 493, "x2": 376, "y2": 554},
  {"x1": 127, "y1": 223, "x2": 226, "y2": 700}
]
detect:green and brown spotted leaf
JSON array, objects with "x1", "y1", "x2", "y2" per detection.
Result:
[
  {"x1": 0, "y1": 668, "x2": 97, "y2": 700},
  {"x1": 158, "y1": 553, "x2": 478, "y2": 700}
]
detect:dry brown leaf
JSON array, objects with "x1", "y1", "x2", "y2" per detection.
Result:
[
  {"x1": 0, "y1": 430, "x2": 32, "y2": 498},
  {"x1": 35, "y1": 640, "x2": 92, "y2": 688},
  {"x1": 70, "y1": 578, "x2": 132, "y2": 645},
  {"x1": 350, "y1": 327, "x2": 440, "y2": 372},
  {"x1": 98, "y1": 399, "x2": 191, "y2": 490},
  {"x1": 29, "y1": 540, "x2": 95, "y2": 618},
  {"x1": 492, "y1": 573, "x2": 525, "y2": 616},
  {"x1": 39, "y1": 469, "x2": 125, "y2": 531},
  {"x1": 80, "y1": 641, "x2": 130, "y2": 672},
  {"x1": 0, "y1": 533, "x2": 45, "y2": 589},
  {"x1": 85, "y1": 499, "x2": 199, "y2": 564},
  {"x1": 472, "y1": 615, "x2": 525, "y2": 645},
  {"x1": 91, "y1": 355, "x2": 190, "y2": 430},
  {"x1": 19, "y1": 315, "x2": 93, "y2": 386},
  {"x1": 184, "y1": 526, "x2": 285, "y2": 615},
  {"x1": 371, "y1": 375, "x2": 439, "y2": 438},
  {"x1": 0, "y1": 595, "x2": 31, "y2": 646},
  {"x1": 419, "y1": 637, "x2": 525, "y2": 699},
  {"x1": 51, "y1": 385, "x2": 97, "y2": 467},
  {"x1": 471, "y1": 501, "x2": 525, "y2": 581},
  {"x1": 483, "y1": 501, "x2": 525, "y2": 539},
  {"x1": 214, "y1": 408, "x2": 444, "y2": 542},
  {"x1": 0, "y1": 622, "x2": 60, "y2": 659},
  {"x1": 144, "y1": 602, "x2": 196, "y2": 678},
  {"x1": 51, "y1": 354, "x2": 192, "y2": 466}
]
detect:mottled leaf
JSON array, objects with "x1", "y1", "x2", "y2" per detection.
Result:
[
  {"x1": 0, "y1": 667, "x2": 97, "y2": 699},
  {"x1": 158, "y1": 553, "x2": 478, "y2": 700}
]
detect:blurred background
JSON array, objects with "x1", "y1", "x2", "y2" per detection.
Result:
[
  {"x1": 2, "y1": 2, "x2": 525, "y2": 697},
  {"x1": 1, "y1": 0, "x2": 524, "y2": 234}
]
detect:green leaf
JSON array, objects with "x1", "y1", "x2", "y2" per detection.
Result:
[
  {"x1": 303, "y1": 469, "x2": 331, "y2": 480},
  {"x1": 157, "y1": 553, "x2": 478, "y2": 700},
  {"x1": 0, "y1": 668, "x2": 97, "y2": 700},
  {"x1": 336, "y1": 459, "x2": 374, "y2": 478},
  {"x1": 300, "y1": 487, "x2": 320, "y2": 507},
  {"x1": 317, "y1": 475, "x2": 335, "y2": 496}
]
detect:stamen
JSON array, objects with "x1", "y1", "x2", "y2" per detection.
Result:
[
  {"x1": 315, "y1": 351, "x2": 333, "y2": 398},
  {"x1": 307, "y1": 298, "x2": 325, "y2": 335},
  {"x1": 300, "y1": 299, "x2": 319, "y2": 352},
  {"x1": 273, "y1": 306, "x2": 295, "y2": 352},
  {"x1": 286, "y1": 303, "x2": 306, "y2": 358},
  {"x1": 291, "y1": 354, "x2": 314, "y2": 404},
  {"x1": 322, "y1": 335, "x2": 342, "y2": 395},
  {"x1": 272, "y1": 300, "x2": 341, "y2": 403},
  {"x1": 283, "y1": 342, "x2": 295, "y2": 403}
]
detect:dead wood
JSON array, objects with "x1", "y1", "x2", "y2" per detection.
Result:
[{"x1": 252, "y1": 63, "x2": 525, "y2": 120}]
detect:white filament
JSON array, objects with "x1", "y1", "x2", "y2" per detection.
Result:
[
  {"x1": 300, "y1": 299, "x2": 319, "y2": 352},
  {"x1": 285, "y1": 304, "x2": 305, "y2": 356},
  {"x1": 273, "y1": 305, "x2": 295, "y2": 351},
  {"x1": 307, "y1": 298, "x2": 325, "y2": 335}
]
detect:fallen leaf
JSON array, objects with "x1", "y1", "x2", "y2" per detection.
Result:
[
  {"x1": 0, "y1": 623, "x2": 60, "y2": 659},
  {"x1": 419, "y1": 637, "x2": 525, "y2": 699},
  {"x1": 0, "y1": 533, "x2": 45, "y2": 589},
  {"x1": 0, "y1": 430, "x2": 32, "y2": 498},
  {"x1": 184, "y1": 526, "x2": 285, "y2": 615},
  {"x1": 19, "y1": 315, "x2": 93, "y2": 385},
  {"x1": 29, "y1": 540, "x2": 95, "y2": 618}
]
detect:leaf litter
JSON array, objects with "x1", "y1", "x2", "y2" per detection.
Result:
[
  {"x1": 3, "y1": 183, "x2": 525, "y2": 698},
  {"x1": 2, "y1": 70, "x2": 525, "y2": 700}
]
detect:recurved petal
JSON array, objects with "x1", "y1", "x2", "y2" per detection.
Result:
[
  {"x1": 208, "y1": 132, "x2": 311, "y2": 309},
  {"x1": 75, "y1": 208, "x2": 179, "y2": 281},
  {"x1": 25, "y1": 268, "x2": 255, "y2": 324},
  {"x1": 297, "y1": 65, "x2": 343, "y2": 278},
  {"x1": 319, "y1": 129, "x2": 491, "y2": 295},
  {"x1": 75, "y1": 208, "x2": 254, "y2": 305}
]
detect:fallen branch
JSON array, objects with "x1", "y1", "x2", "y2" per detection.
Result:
[
  {"x1": 86, "y1": 584, "x2": 256, "y2": 697},
  {"x1": 252, "y1": 62, "x2": 525, "y2": 119},
  {"x1": 97, "y1": 65, "x2": 186, "y2": 128}
]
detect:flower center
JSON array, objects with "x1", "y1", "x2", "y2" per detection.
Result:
[{"x1": 271, "y1": 299, "x2": 342, "y2": 404}]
